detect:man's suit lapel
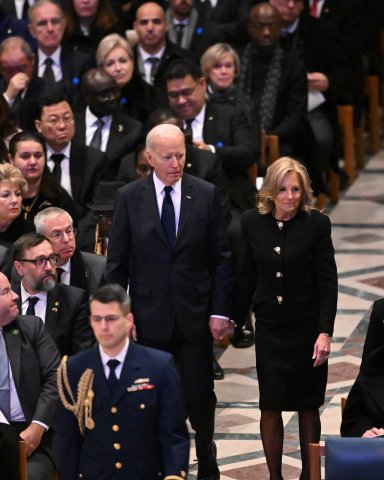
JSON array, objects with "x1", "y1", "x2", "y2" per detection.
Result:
[
  {"x1": 90, "y1": 347, "x2": 111, "y2": 402},
  {"x1": 69, "y1": 141, "x2": 85, "y2": 201},
  {"x1": 45, "y1": 286, "x2": 61, "y2": 338},
  {"x1": 106, "y1": 114, "x2": 125, "y2": 158},
  {"x1": 3, "y1": 321, "x2": 21, "y2": 390},
  {"x1": 176, "y1": 175, "x2": 195, "y2": 246},
  {"x1": 112, "y1": 342, "x2": 146, "y2": 403},
  {"x1": 202, "y1": 102, "x2": 217, "y2": 145},
  {"x1": 74, "y1": 112, "x2": 87, "y2": 145}
]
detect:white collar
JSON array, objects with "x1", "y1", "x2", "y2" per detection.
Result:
[
  {"x1": 38, "y1": 46, "x2": 61, "y2": 67},
  {"x1": 99, "y1": 337, "x2": 129, "y2": 366}
]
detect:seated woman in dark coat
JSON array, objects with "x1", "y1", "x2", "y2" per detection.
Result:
[
  {"x1": 0, "y1": 163, "x2": 34, "y2": 250},
  {"x1": 8, "y1": 131, "x2": 78, "y2": 224},
  {"x1": 341, "y1": 343, "x2": 384, "y2": 438},
  {"x1": 96, "y1": 33, "x2": 166, "y2": 123}
]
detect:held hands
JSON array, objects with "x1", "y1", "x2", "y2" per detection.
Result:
[
  {"x1": 209, "y1": 316, "x2": 236, "y2": 341},
  {"x1": 307, "y1": 72, "x2": 329, "y2": 92},
  {"x1": 5, "y1": 73, "x2": 29, "y2": 101},
  {"x1": 19, "y1": 423, "x2": 45, "y2": 457},
  {"x1": 312, "y1": 333, "x2": 331, "y2": 367}
]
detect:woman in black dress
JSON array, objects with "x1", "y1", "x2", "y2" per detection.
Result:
[
  {"x1": 8, "y1": 131, "x2": 78, "y2": 224},
  {"x1": 235, "y1": 157, "x2": 337, "y2": 480}
]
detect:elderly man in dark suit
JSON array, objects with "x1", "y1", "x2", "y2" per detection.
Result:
[
  {"x1": 0, "y1": 271, "x2": 60, "y2": 480},
  {"x1": 28, "y1": 0, "x2": 93, "y2": 110},
  {"x1": 12, "y1": 232, "x2": 93, "y2": 356},
  {"x1": 107, "y1": 123, "x2": 234, "y2": 480},
  {"x1": 0, "y1": 36, "x2": 48, "y2": 131},
  {"x1": 34, "y1": 207, "x2": 106, "y2": 294},
  {"x1": 73, "y1": 68, "x2": 143, "y2": 179},
  {"x1": 58, "y1": 284, "x2": 190, "y2": 480}
]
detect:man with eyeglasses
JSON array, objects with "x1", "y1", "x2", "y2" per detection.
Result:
[
  {"x1": 12, "y1": 232, "x2": 93, "y2": 356},
  {"x1": 0, "y1": 271, "x2": 60, "y2": 480},
  {"x1": 34, "y1": 207, "x2": 106, "y2": 293},
  {"x1": 28, "y1": 0, "x2": 93, "y2": 110},
  {"x1": 0, "y1": 36, "x2": 48, "y2": 131},
  {"x1": 35, "y1": 91, "x2": 105, "y2": 221},
  {"x1": 58, "y1": 283, "x2": 190, "y2": 480},
  {"x1": 73, "y1": 68, "x2": 143, "y2": 179}
]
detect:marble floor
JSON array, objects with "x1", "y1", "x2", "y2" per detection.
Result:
[{"x1": 188, "y1": 150, "x2": 384, "y2": 479}]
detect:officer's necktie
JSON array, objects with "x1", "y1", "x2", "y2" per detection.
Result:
[{"x1": 107, "y1": 359, "x2": 120, "y2": 394}]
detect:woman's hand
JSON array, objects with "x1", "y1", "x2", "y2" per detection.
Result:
[
  {"x1": 362, "y1": 427, "x2": 384, "y2": 438},
  {"x1": 312, "y1": 333, "x2": 331, "y2": 367}
]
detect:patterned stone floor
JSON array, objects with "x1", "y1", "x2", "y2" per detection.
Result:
[{"x1": 188, "y1": 149, "x2": 384, "y2": 479}]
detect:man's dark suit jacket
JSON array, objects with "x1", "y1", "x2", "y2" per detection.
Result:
[
  {"x1": 3, "y1": 315, "x2": 60, "y2": 467},
  {"x1": 361, "y1": 298, "x2": 384, "y2": 365},
  {"x1": 117, "y1": 144, "x2": 230, "y2": 220},
  {"x1": 33, "y1": 46, "x2": 94, "y2": 111},
  {"x1": 66, "y1": 140, "x2": 105, "y2": 218},
  {"x1": 106, "y1": 173, "x2": 233, "y2": 341},
  {"x1": 202, "y1": 101, "x2": 257, "y2": 211},
  {"x1": 0, "y1": 76, "x2": 48, "y2": 131},
  {"x1": 74, "y1": 110, "x2": 143, "y2": 179},
  {"x1": 59, "y1": 342, "x2": 190, "y2": 480},
  {"x1": 134, "y1": 40, "x2": 191, "y2": 95},
  {"x1": 13, "y1": 282, "x2": 93, "y2": 356},
  {"x1": 70, "y1": 250, "x2": 106, "y2": 294}
]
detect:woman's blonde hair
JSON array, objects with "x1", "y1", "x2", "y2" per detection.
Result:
[
  {"x1": 200, "y1": 43, "x2": 240, "y2": 79},
  {"x1": 0, "y1": 163, "x2": 27, "y2": 194},
  {"x1": 258, "y1": 157, "x2": 313, "y2": 214},
  {"x1": 96, "y1": 33, "x2": 133, "y2": 67}
]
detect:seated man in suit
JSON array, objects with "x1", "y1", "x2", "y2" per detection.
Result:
[
  {"x1": 34, "y1": 207, "x2": 106, "y2": 293},
  {"x1": 28, "y1": 0, "x2": 93, "y2": 110},
  {"x1": 73, "y1": 68, "x2": 143, "y2": 179},
  {"x1": 0, "y1": 271, "x2": 60, "y2": 480},
  {"x1": 58, "y1": 283, "x2": 190, "y2": 480},
  {"x1": 165, "y1": 0, "x2": 227, "y2": 60},
  {"x1": 35, "y1": 91, "x2": 105, "y2": 220},
  {"x1": 341, "y1": 342, "x2": 384, "y2": 438},
  {"x1": 12, "y1": 232, "x2": 94, "y2": 356},
  {"x1": 0, "y1": 36, "x2": 48, "y2": 130},
  {"x1": 133, "y1": 2, "x2": 191, "y2": 94}
]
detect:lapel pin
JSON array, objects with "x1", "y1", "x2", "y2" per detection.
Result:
[
  {"x1": 187, "y1": 163, "x2": 192, "y2": 168},
  {"x1": 208, "y1": 116, "x2": 214, "y2": 121},
  {"x1": 54, "y1": 302, "x2": 59, "y2": 306},
  {"x1": 186, "y1": 195, "x2": 192, "y2": 199},
  {"x1": 118, "y1": 124, "x2": 123, "y2": 132},
  {"x1": 52, "y1": 307, "x2": 58, "y2": 312},
  {"x1": 12, "y1": 329, "x2": 19, "y2": 335}
]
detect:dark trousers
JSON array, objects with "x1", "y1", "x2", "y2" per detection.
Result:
[
  {"x1": 0, "y1": 423, "x2": 20, "y2": 480},
  {"x1": 140, "y1": 324, "x2": 216, "y2": 458}
]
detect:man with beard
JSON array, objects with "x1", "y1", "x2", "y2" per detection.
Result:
[{"x1": 12, "y1": 232, "x2": 93, "y2": 356}]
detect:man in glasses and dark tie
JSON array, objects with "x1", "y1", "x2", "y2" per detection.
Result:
[
  {"x1": 12, "y1": 232, "x2": 93, "y2": 356},
  {"x1": 107, "y1": 123, "x2": 234, "y2": 480}
]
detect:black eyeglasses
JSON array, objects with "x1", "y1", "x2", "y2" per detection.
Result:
[{"x1": 17, "y1": 254, "x2": 60, "y2": 268}]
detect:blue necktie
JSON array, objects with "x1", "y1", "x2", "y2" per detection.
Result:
[
  {"x1": 161, "y1": 186, "x2": 176, "y2": 247},
  {"x1": 107, "y1": 359, "x2": 120, "y2": 394},
  {"x1": 0, "y1": 329, "x2": 10, "y2": 421}
]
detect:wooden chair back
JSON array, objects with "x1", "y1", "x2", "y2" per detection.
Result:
[{"x1": 18, "y1": 440, "x2": 27, "y2": 480}]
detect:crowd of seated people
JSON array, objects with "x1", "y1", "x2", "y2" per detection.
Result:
[{"x1": 0, "y1": 0, "x2": 382, "y2": 478}]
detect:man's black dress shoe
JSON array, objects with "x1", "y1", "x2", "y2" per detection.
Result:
[
  {"x1": 213, "y1": 356, "x2": 224, "y2": 380},
  {"x1": 197, "y1": 441, "x2": 220, "y2": 479}
]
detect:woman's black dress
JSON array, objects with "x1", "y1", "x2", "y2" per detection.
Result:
[{"x1": 236, "y1": 209, "x2": 337, "y2": 410}]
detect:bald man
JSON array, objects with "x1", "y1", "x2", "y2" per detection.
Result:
[{"x1": 107, "y1": 124, "x2": 234, "y2": 480}]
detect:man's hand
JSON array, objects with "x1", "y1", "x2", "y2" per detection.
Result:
[
  {"x1": 19, "y1": 423, "x2": 45, "y2": 457},
  {"x1": 192, "y1": 140, "x2": 211, "y2": 151},
  {"x1": 307, "y1": 72, "x2": 329, "y2": 92},
  {"x1": 209, "y1": 316, "x2": 235, "y2": 341},
  {"x1": 362, "y1": 427, "x2": 384, "y2": 438},
  {"x1": 4, "y1": 72, "x2": 29, "y2": 101}
]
